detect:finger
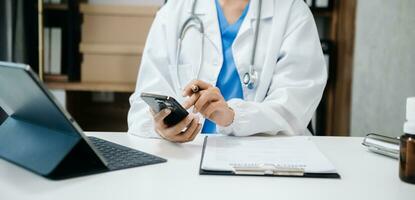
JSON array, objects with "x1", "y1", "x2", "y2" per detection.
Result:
[
  {"x1": 164, "y1": 114, "x2": 194, "y2": 138},
  {"x1": 182, "y1": 92, "x2": 201, "y2": 109},
  {"x1": 195, "y1": 92, "x2": 219, "y2": 112},
  {"x1": 173, "y1": 118, "x2": 200, "y2": 143},
  {"x1": 198, "y1": 96, "x2": 216, "y2": 114},
  {"x1": 188, "y1": 123, "x2": 202, "y2": 142},
  {"x1": 203, "y1": 102, "x2": 220, "y2": 119},
  {"x1": 182, "y1": 80, "x2": 212, "y2": 97},
  {"x1": 156, "y1": 128, "x2": 169, "y2": 140},
  {"x1": 194, "y1": 93, "x2": 212, "y2": 113},
  {"x1": 153, "y1": 109, "x2": 171, "y2": 123},
  {"x1": 181, "y1": 118, "x2": 200, "y2": 141}
]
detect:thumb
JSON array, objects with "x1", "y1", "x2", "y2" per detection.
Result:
[{"x1": 153, "y1": 109, "x2": 171, "y2": 122}]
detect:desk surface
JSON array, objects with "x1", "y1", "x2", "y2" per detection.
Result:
[{"x1": 0, "y1": 132, "x2": 414, "y2": 200}]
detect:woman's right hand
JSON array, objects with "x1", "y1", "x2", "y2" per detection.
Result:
[{"x1": 150, "y1": 109, "x2": 202, "y2": 143}]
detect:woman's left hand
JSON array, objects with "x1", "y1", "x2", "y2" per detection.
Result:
[{"x1": 182, "y1": 80, "x2": 235, "y2": 127}]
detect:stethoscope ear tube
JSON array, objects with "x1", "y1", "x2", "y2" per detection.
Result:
[
  {"x1": 177, "y1": 0, "x2": 262, "y2": 90},
  {"x1": 175, "y1": 16, "x2": 205, "y2": 91},
  {"x1": 175, "y1": 38, "x2": 183, "y2": 90},
  {"x1": 244, "y1": 0, "x2": 262, "y2": 90}
]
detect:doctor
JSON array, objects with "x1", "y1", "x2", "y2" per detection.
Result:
[{"x1": 128, "y1": 0, "x2": 327, "y2": 142}]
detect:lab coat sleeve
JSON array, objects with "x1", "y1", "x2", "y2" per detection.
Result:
[
  {"x1": 127, "y1": 11, "x2": 176, "y2": 138},
  {"x1": 218, "y1": 2, "x2": 327, "y2": 136}
]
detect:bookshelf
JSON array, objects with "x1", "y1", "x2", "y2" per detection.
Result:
[
  {"x1": 40, "y1": 2, "x2": 153, "y2": 93},
  {"x1": 309, "y1": 0, "x2": 357, "y2": 136},
  {"x1": 40, "y1": 0, "x2": 83, "y2": 82}
]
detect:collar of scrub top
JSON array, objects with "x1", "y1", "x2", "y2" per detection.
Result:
[{"x1": 185, "y1": 0, "x2": 274, "y2": 19}]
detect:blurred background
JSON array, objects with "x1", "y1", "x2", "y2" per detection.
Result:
[{"x1": 0, "y1": 0, "x2": 414, "y2": 137}]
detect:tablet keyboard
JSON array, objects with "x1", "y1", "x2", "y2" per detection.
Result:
[{"x1": 88, "y1": 136, "x2": 166, "y2": 170}]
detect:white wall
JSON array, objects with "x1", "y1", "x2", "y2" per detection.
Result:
[{"x1": 351, "y1": 0, "x2": 415, "y2": 137}]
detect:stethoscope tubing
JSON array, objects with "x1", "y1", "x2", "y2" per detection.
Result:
[{"x1": 175, "y1": 0, "x2": 262, "y2": 90}]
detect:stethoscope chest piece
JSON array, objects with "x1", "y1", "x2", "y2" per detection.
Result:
[{"x1": 243, "y1": 70, "x2": 258, "y2": 90}]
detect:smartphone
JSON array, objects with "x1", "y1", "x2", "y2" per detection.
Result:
[{"x1": 140, "y1": 92, "x2": 189, "y2": 126}]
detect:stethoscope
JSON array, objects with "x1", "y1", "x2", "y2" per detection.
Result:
[{"x1": 176, "y1": 0, "x2": 262, "y2": 90}]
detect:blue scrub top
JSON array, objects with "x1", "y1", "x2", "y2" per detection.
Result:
[{"x1": 202, "y1": 0, "x2": 249, "y2": 133}]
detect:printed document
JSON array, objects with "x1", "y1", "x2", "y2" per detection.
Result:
[{"x1": 201, "y1": 136, "x2": 337, "y2": 173}]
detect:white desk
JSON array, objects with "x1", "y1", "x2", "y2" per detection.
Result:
[{"x1": 0, "y1": 132, "x2": 414, "y2": 200}]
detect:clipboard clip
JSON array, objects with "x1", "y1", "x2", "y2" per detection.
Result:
[{"x1": 231, "y1": 163, "x2": 305, "y2": 176}]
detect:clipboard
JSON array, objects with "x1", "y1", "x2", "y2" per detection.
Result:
[{"x1": 199, "y1": 136, "x2": 340, "y2": 178}]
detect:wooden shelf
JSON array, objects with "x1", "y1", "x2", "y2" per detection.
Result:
[
  {"x1": 79, "y1": 44, "x2": 144, "y2": 55},
  {"x1": 44, "y1": 74, "x2": 68, "y2": 82},
  {"x1": 312, "y1": 9, "x2": 333, "y2": 17},
  {"x1": 80, "y1": 4, "x2": 159, "y2": 16},
  {"x1": 44, "y1": 3, "x2": 68, "y2": 11},
  {"x1": 45, "y1": 81, "x2": 135, "y2": 93}
]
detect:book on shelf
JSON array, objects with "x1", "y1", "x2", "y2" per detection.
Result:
[
  {"x1": 51, "y1": 27, "x2": 62, "y2": 75},
  {"x1": 43, "y1": 27, "x2": 51, "y2": 74},
  {"x1": 43, "y1": 27, "x2": 62, "y2": 75},
  {"x1": 304, "y1": 0, "x2": 333, "y2": 10}
]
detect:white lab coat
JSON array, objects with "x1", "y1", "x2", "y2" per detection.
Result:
[{"x1": 127, "y1": 0, "x2": 327, "y2": 137}]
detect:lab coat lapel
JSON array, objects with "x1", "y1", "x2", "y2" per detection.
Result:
[
  {"x1": 234, "y1": 0, "x2": 274, "y2": 44},
  {"x1": 233, "y1": 0, "x2": 274, "y2": 99},
  {"x1": 189, "y1": 0, "x2": 222, "y2": 53},
  {"x1": 189, "y1": 0, "x2": 223, "y2": 85}
]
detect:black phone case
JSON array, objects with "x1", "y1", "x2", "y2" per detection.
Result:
[{"x1": 140, "y1": 93, "x2": 189, "y2": 126}]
